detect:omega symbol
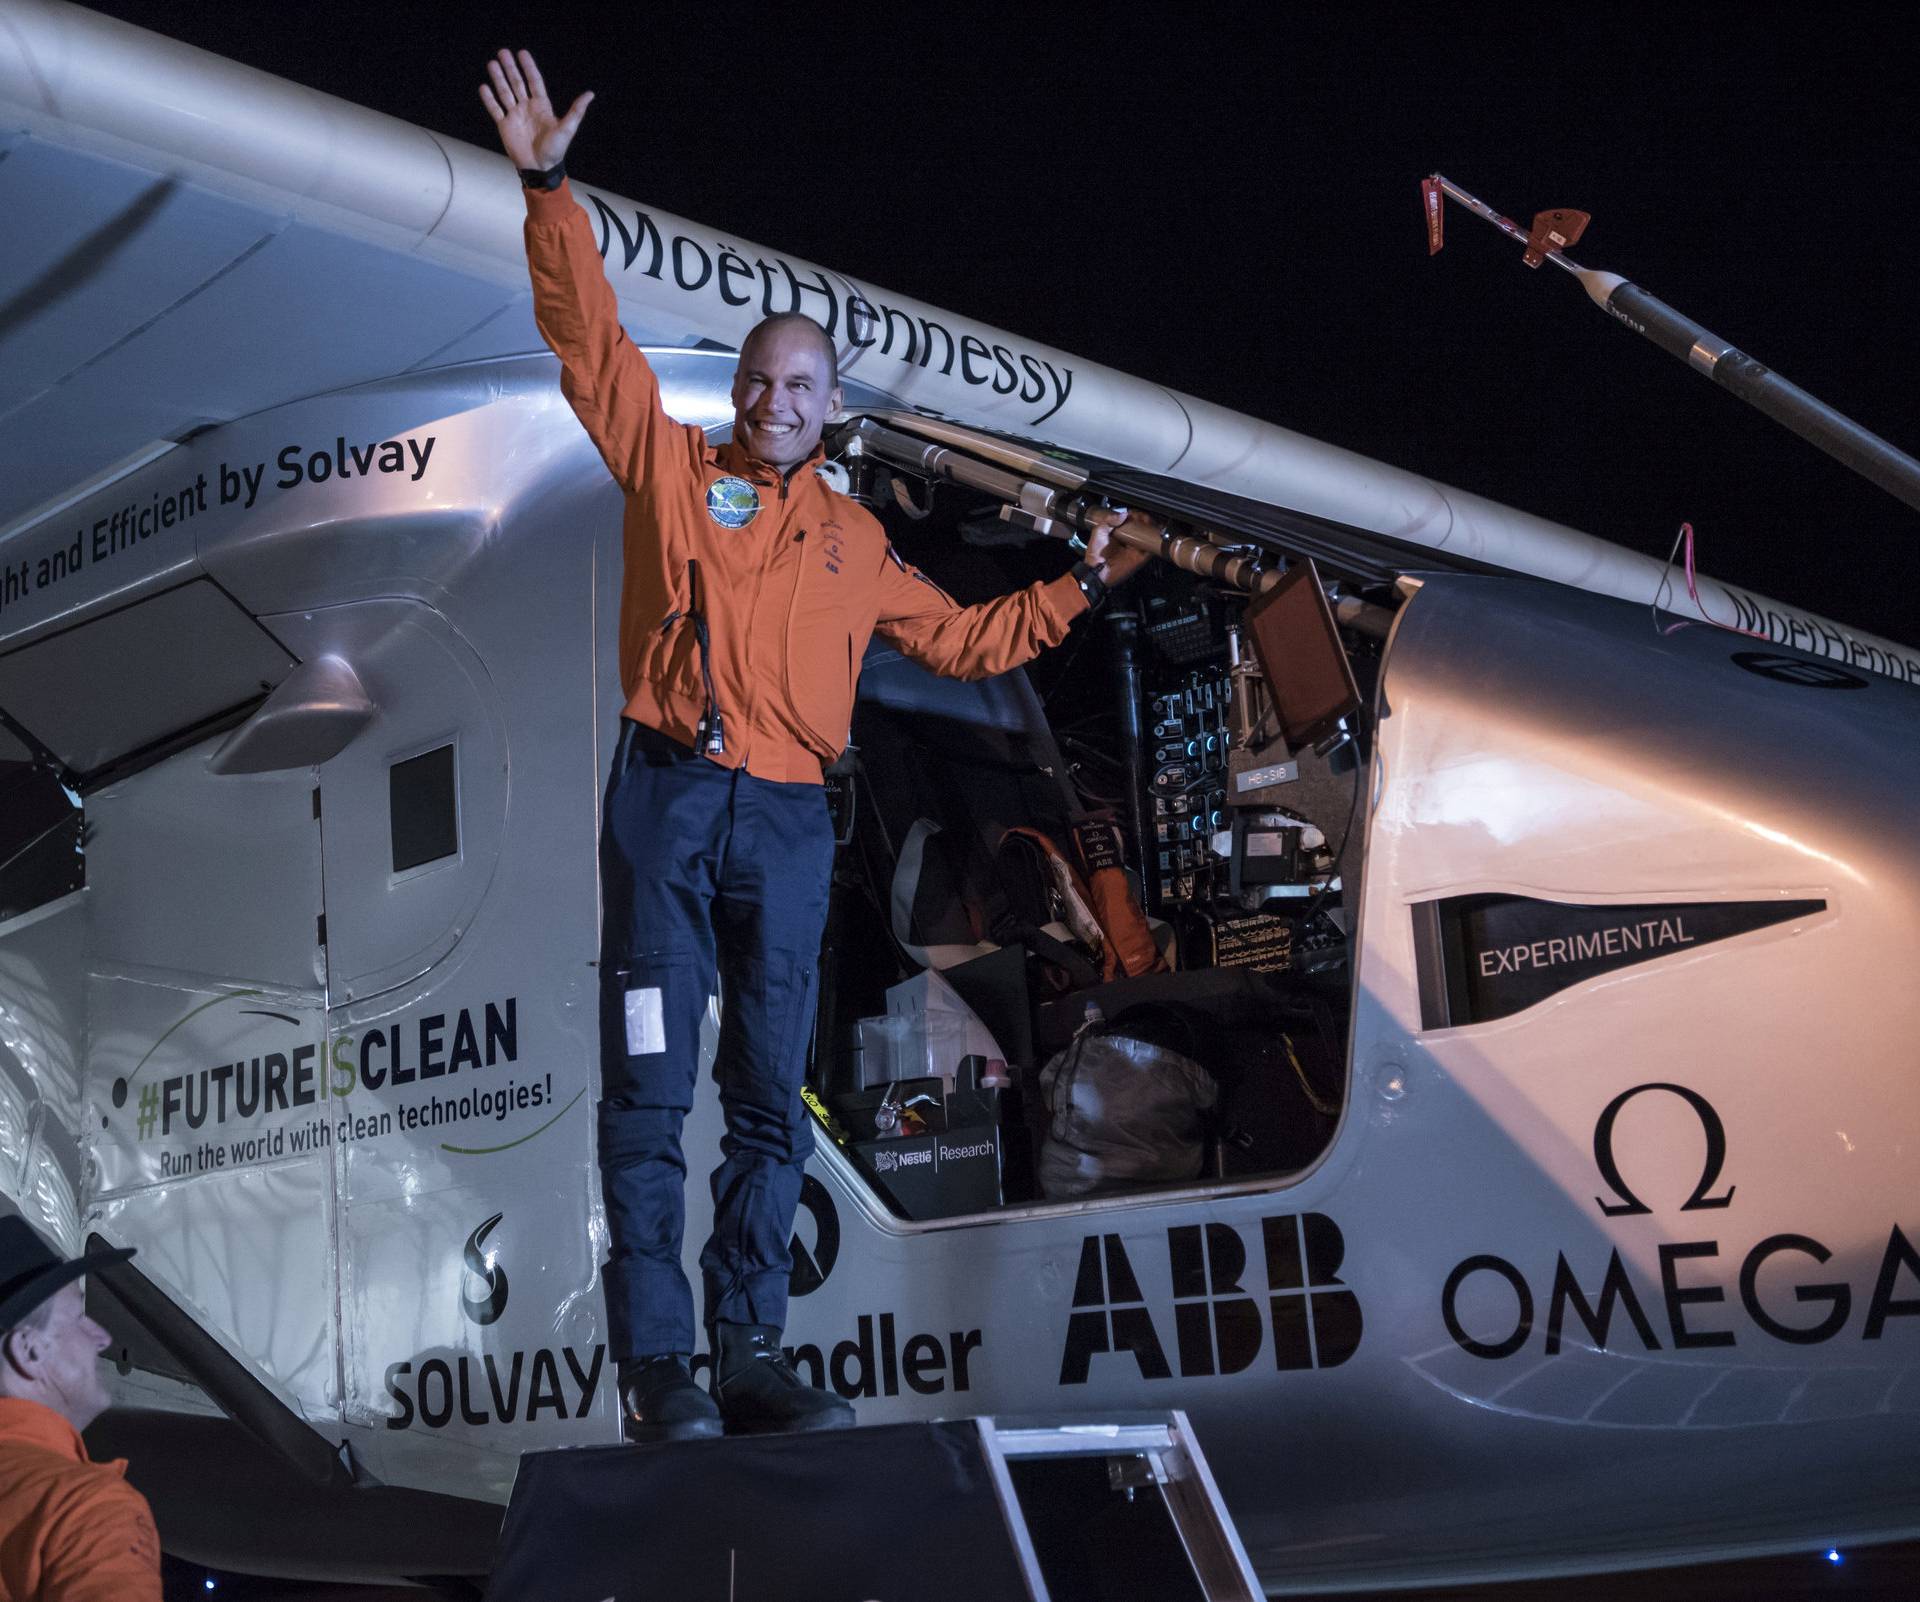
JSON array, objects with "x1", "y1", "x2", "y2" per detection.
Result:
[{"x1": 1592, "y1": 1082, "x2": 1734, "y2": 1218}]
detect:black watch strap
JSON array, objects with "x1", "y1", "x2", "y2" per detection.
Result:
[
  {"x1": 519, "y1": 160, "x2": 567, "y2": 191},
  {"x1": 1070, "y1": 559, "x2": 1109, "y2": 611}
]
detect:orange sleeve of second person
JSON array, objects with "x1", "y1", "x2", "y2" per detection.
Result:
[
  {"x1": 35, "y1": 1479, "x2": 163, "y2": 1602},
  {"x1": 522, "y1": 180, "x2": 706, "y2": 497}
]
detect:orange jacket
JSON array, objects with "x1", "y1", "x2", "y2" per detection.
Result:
[
  {"x1": 0, "y1": 1400, "x2": 161, "y2": 1602},
  {"x1": 524, "y1": 181, "x2": 1089, "y2": 783}
]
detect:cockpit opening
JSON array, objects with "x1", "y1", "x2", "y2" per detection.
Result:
[{"x1": 802, "y1": 417, "x2": 1397, "y2": 1223}]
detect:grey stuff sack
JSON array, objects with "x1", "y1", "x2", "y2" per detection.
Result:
[{"x1": 1038, "y1": 1030, "x2": 1218, "y2": 1200}]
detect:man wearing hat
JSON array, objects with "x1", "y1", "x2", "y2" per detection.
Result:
[{"x1": 0, "y1": 1217, "x2": 159, "y2": 1601}]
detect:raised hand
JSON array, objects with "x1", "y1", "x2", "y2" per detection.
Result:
[{"x1": 479, "y1": 48, "x2": 593, "y2": 171}]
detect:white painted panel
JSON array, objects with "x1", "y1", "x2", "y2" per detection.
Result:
[
  {"x1": 86, "y1": 742, "x2": 321, "y2": 989},
  {"x1": 90, "y1": 1154, "x2": 337, "y2": 1421}
]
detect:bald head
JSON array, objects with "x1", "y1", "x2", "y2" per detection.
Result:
[
  {"x1": 731, "y1": 313, "x2": 843, "y2": 470},
  {"x1": 742, "y1": 313, "x2": 838, "y2": 388}
]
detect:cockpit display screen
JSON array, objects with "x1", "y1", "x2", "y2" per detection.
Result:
[{"x1": 1243, "y1": 557, "x2": 1362, "y2": 751}]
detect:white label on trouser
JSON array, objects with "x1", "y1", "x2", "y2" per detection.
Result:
[{"x1": 625, "y1": 987, "x2": 665, "y2": 1055}]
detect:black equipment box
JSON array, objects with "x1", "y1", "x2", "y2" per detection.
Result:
[{"x1": 855, "y1": 1121, "x2": 1005, "y2": 1219}]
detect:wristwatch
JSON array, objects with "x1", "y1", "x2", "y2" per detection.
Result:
[
  {"x1": 519, "y1": 160, "x2": 567, "y2": 191},
  {"x1": 1070, "y1": 559, "x2": 1109, "y2": 611}
]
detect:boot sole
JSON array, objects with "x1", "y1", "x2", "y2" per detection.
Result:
[{"x1": 624, "y1": 1417, "x2": 725, "y2": 1445}]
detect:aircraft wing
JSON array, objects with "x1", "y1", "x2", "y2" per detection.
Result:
[
  {"x1": 4, "y1": 0, "x2": 1915, "y2": 685},
  {"x1": 0, "y1": 3, "x2": 554, "y2": 535},
  {"x1": 0, "y1": 122, "x2": 539, "y2": 530}
]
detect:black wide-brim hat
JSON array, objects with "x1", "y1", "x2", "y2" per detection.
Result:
[{"x1": 0, "y1": 1216, "x2": 134, "y2": 1329}]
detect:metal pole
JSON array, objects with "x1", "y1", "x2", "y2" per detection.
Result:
[
  {"x1": 1428, "y1": 173, "x2": 1920, "y2": 516},
  {"x1": 1104, "y1": 608, "x2": 1153, "y2": 906},
  {"x1": 843, "y1": 418, "x2": 1396, "y2": 637}
]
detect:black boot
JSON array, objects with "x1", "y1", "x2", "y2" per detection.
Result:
[
  {"x1": 619, "y1": 1354, "x2": 723, "y2": 1443},
  {"x1": 711, "y1": 1323, "x2": 855, "y2": 1435}
]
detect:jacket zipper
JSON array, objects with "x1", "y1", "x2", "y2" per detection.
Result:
[
  {"x1": 780, "y1": 482, "x2": 820, "y2": 743},
  {"x1": 686, "y1": 560, "x2": 725, "y2": 756},
  {"x1": 736, "y1": 473, "x2": 790, "y2": 750}
]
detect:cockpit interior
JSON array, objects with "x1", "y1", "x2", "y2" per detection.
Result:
[{"x1": 803, "y1": 416, "x2": 1401, "y2": 1221}]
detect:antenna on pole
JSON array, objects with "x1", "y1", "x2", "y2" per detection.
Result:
[{"x1": 1422, "y1": 173, "x2": 1920, "y2": 516}]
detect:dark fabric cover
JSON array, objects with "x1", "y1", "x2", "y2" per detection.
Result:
[{"x1": 487, "y1": 1422, "x2": 1034, "y2": 1602}]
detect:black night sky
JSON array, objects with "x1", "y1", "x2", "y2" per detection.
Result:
[{"x1": 83, "y1": 1, "x2": 1920, "y2": 648}]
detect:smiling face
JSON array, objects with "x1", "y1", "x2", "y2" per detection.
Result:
[{"x1": 731, "y1": 317, "x2": 841, "y2": 470}]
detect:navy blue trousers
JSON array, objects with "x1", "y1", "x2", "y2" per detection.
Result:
[{"x1": 597, "y1": 720, "x2": 836, "y2": 1360}]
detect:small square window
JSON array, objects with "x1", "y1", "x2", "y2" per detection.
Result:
[{"x1": 389, "y1": 744, "x2": 458, "y2": 873}]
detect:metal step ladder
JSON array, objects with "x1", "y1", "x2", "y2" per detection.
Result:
[
  {"x1": 985, "y1": 1412, "x2": 1263, "y2": 1601},
  {"x1": 486, "y1": 1410, "x2": 1261, "y2": 1601}
]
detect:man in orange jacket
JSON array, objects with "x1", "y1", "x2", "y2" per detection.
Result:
[
  {"x1": 482, "y1": 49, "x2": 1152, "y2": 1441},
  {"x1": 0, "y1": 1219, "x2": 160, "y2": 1602}
]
